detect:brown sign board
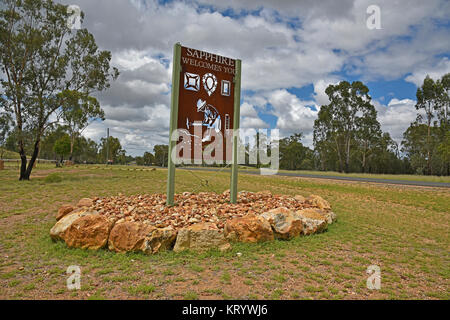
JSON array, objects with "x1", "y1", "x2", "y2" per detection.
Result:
[{"x1": 176, "y1": 46, "x2": 236, "y2": 161}]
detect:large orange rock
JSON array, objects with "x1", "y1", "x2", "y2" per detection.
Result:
[
  {"x1": 108, "y1": 221, "x2": 154, "y2": 253},
  {"x1": 224, "y1": 213, "x2": 274, "y2": 243},
  {"x1": 62, "y1": 213, "x2": 113, "y2": 250},
  {"x1": 77, "y1": 198, "x2": 94, "y2": 207},
  {"x1": 294, "y1": 195, "x2": 306, "y2": 203},
  {"x1": 305, "y1": 195, "x2": 336, "y2": 223},
  {"x1": 50, "y1": 208, "x2": 92, "y2": 241},
  {"x1": 326, "y1": 211, "x2": 337, "y2": 224},
  {"x1": 316, "y1": 209, "x2": 336, "y2": 224},
  {"x1": 142, "y1": 227, "x2": 177, "y2": 254},
  {"x1": 294, "y1": 208, "x2": 328, "y2": 235},
  {"x1": 56, "y1": 204, "x2": 74, "y2": 221},
  {"x1": 108, "y1": 221, "x2": 177, "y2": 254},
  {"x1": 307, "y1": 195, "x2": 331, "y2": 211},
  {"x1": 260, "y1": 207, "x2": 303, "y2": 240},
  {"x1": 173, "y1": 222, "x2": 230, "y2": 252}
]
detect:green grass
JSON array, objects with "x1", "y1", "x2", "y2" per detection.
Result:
[
  {"x1": 44, "y1": 173, "x2": 63, "y2": 183},
  {"x1": 103, "y1": 275, "x2": 138, "y2": 283},
  {"x1": 0, "y1": 164, "x2": 448, "y2": 300},
  {"x1": 277, "y1": 169, "x2": 450, "y2": 183},
  {"x1": 189, "y1": 264, "x2": 205, "y2": 272},
  {"x1": 126, "y1": 284, "x2": 156, "y2": 295},
  {"x1": 184, "y1": 291, "x2": 199, "y2": 300},
  {"x1": 221, "y1": 271, "x2": 231, "y2": 284},
  {"x1": 184, "y1": 165, "x2": 450, "y2": 183}
]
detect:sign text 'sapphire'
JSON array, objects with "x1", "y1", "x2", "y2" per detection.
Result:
[{"x1": 183, "y1": 48, "x2": 235, "y2": 75}]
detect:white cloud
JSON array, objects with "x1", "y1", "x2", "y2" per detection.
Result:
[
  {"x1": 405, "y1": 57, "x2": 450, "y2": 86},
  {"x1": 240, "y1": 102, "x2": 258, "y2": 118},
  {"x1": 241, "y1": 116, "x2": 269, "y2": 129},
  {"x1": 49, "y1": 0, "x2": 449, "y2": 156},
  {"x1": 239, "y1": 102, "x2": 269, "y2": 129},
  {"x1": 245, "y1": 90, "x2": 318, "y2": 146},
  {"x1": 313, "y1": 79, "x2": 339, "y2": 106},
  {"x1": 112, "y1": 50, "x2": 155, "y2": 71},
  {"x1": 268, "y1": 90, "x2": 317, "y2": 133},
  {"x1": 375, "y1": 98, "x2": 419, "y2": 144}
]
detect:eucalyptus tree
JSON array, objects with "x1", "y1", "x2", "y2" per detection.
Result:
[
  {"x1": 0, "y1": 0, "x2": 118, "y2": 180},
  {"x1": 437, "y1": 131, "x2": 450, "y2": 175},
  {"x1": 0, "y1": 112, "x2": 12, "y2": 158},
  {"x1": 39, "y1": 125, "x2": 67, "y2": 160},
  {"x1": 402, "y1": 123, "x2": 431, "y2": 174},
  {"x1": 72, "y1": 136, "x2": 99, "y2": 164},
  {"x1": 438, "y1": 73, "x2": 449, "y2": 132},
  {"x1": 154, "y1": 145, "x2": 169, "y2": 167},
  {"x1": 313, "y1": 81, "x2": 379, "y2": 173},
  {"x1": 414, "y1": 76, "x2": 440, "y2": 174},
  {"x1": 407, "y1": 74, "x2": 449, "y2": 175},
  {"x1": 61, "y1": 93, "x2": 105, "y2": 161},
  {"x1": 437, "y1": 74, "x2": 450, "y2": 174},
  {"x1": 53, "y1": 134, "x2": 70, "y2": 164},
  {"x1": 355, "y1": 105, "x2": 382, "y2": 173},
  {"x1": 313, "y1": 109, "x2": 334, "y2": 171},
  {"x1": 98, "y1": 136, "x2": 124, "y2": 164},
  {"x1": 279, "y1": 133, "x2": 310, "y2": 170},
  {"x1": 143, "y1": 151, "x2": 155, "y2": 166}
]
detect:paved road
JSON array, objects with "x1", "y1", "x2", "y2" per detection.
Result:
[{"x1": 179, "y1": 167, "x2": 450, "y2": 188}]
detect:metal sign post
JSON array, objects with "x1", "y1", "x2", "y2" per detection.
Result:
[
  {"x1": 106, "y1": 128, "x2": 109, "y2": 165},
  {"x1": 230, "y1": 59, "x2": 241, "y2": 204},
  {"x1": 166, "y1": 43, "x2": 181, "y2": 206},
  {"x1": 166, "y1": 43, "x2": 240, "y2": 206}
]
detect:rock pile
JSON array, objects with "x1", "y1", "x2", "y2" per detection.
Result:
[{"x1": 50, "y1": 191, "x2": 336, "y2": 254}]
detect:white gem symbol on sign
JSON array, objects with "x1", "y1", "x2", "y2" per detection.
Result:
[
  {"x1": 202, "y1": 73, "x2": 217, "y2": 96},
  {"x1": 221, "y1": 80, "x2": 231, "y2": 96},
  {"x1": 184, "y1": 72, "x2": 200, "y2": 91}
]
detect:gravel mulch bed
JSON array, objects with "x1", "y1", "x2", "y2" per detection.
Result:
[{"x1": 88, "y1": 191, "x2": 315, "y2": 230}]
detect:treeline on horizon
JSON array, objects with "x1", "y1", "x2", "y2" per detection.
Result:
[
  {"x1": 311, "y1": 74, "x2": 449, "y2": 176},
  {"x1": 2, "y1": 74, "x2": 448, "y2": 176},
  {"x1": 255, "y1": 73, "x2": 449, "y2": 176}
]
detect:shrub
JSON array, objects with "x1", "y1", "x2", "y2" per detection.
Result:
[{"x1": 44, "y1": 173, "x2": 63, "y2": 183}]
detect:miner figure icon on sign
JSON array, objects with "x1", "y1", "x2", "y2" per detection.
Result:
[{"x1": 186, "y1": 99, "x2": 222, "y2": 142}]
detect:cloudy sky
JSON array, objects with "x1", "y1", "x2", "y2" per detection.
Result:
[{"x1": 58, "y1": 0, "x2": 450, "y2": 156}]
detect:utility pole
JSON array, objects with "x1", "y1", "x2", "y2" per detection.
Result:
[{"x1": 106, "y1": 128, "x2": 109, "y2": 165}]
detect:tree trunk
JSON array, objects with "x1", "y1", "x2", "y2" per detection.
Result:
[
  {"x1": 19, "y1": 149, "x2": 28, "y2": 180},
  {"x1": 427, "y1": 122, "x2": 431, "y2": 175},
  {"x1": 18, "y1": 129, "x2": 28, "y2": 180},
  {"x1": 23, "y1": 139, "x2": 40, "y2": 180},
  {"x1": 334, "y1": 138, "x2": 343, "y2": 172},
  {"x1": 320, "y1": 151, "x2": 326, "y2": 171},
  {"x1": 337, "y1": 153, "x2": 343, "y2": 172},
  {"x1": 345, "y1": 138, "x2": 351, "y2": 173},
  {"x1": 69, "y1": 136, "x2": 75, "y2": 161},
  {"x1": 17, "y1": 107, "x2": 28, "y2": 180},
  {"x1": 362, "y1": 151, "x2": 366, "y2": 173}
]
